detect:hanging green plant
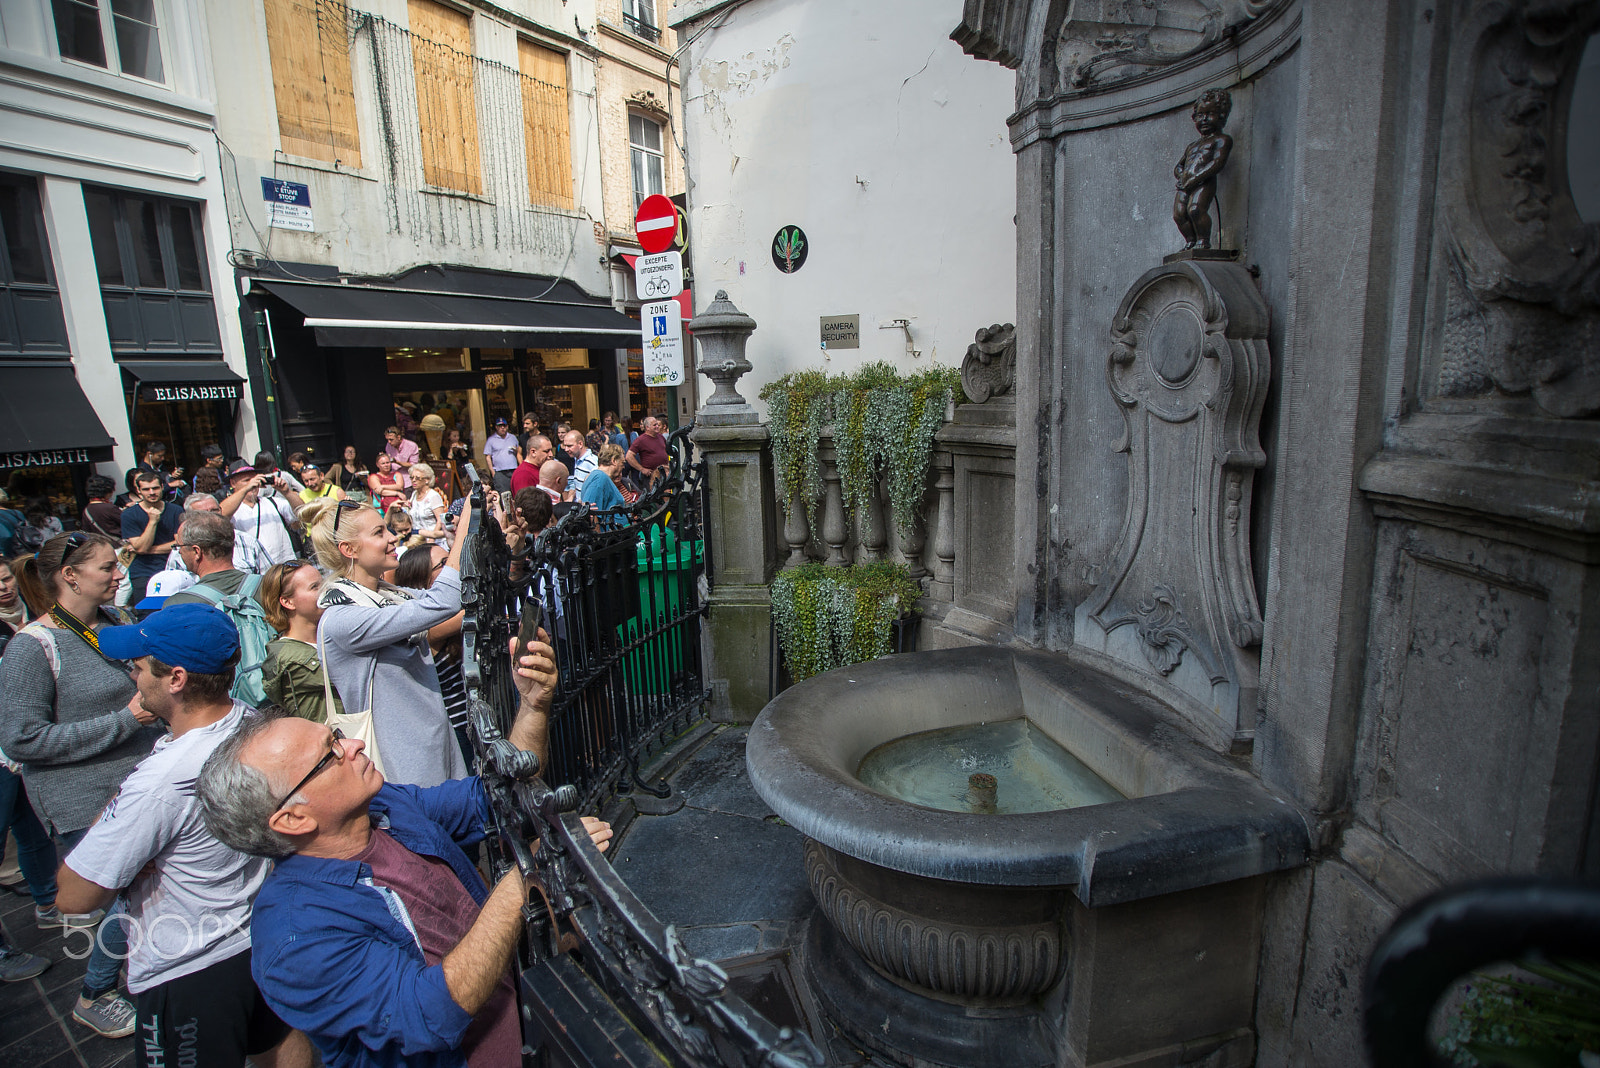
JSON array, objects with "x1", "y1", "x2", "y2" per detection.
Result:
[
  {"x1": 771, "y1": 561, "x2": 923, "y2": 682},
  {"x1": 761, "y1": 368, "x2": 831, "y2": 531},
  {"x1": 762, "y1": 363, "x2": 965, "y2": 540},
  {"x1": 1437, "y1": 958, "x2": 1600, "y2": 1067}
]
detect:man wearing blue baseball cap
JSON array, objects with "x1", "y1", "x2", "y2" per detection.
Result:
[{"x1": 53, "y1": 604, "x2": 312, "y2": 1068}]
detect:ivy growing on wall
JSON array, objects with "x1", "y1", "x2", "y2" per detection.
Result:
[
  {"x1": 770, "y1": 561, "x2": 923, "y2": 682},
  {"x1": 759, "y1": 363, "x2": 964, "y2": 538}
]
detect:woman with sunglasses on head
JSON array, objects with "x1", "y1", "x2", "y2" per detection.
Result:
[
  {"x1": 0, "y1": 532, "x2": 162, "y2": 1035},
  {"x1": 299, "y1": 497, "x2": 471, "y2": 787}
]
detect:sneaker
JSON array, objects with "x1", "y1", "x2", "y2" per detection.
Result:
[
  {"x1": 0, "y1": 947, "x2": 50, "y2": 982},
  {"x1": 35, "y1": 905, "x2": 105, "y2": 929},
  {"x1": 72, "y1": 991, "x2": 136, "y2": 1038}
]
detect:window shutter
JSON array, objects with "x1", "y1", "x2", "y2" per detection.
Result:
[
  {"x1": 408, "y1": 0, "x2": 482, "y2": 195},
  {"x1": 517, "y1": 39, "x2": 573, "y2": 209},
  {"x1": 264, "y1": 0, "x2": 362, "y2": 166}
]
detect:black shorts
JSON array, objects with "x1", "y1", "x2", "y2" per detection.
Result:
[{"x1": 134, "y1": 948, "x2": 290, "y2": 1068}]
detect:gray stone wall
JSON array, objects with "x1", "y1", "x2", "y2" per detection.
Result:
[{"x1": 957, "y1": 0, "x2": 1600, "y2": 1062}]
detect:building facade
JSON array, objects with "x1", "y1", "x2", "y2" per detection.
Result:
[
  {"x1": 670, "y1": 0, "x2": 1017, "y2": 411},
  {"x1": 0, "y1": 0, "x2": 258, "y2": 520},
  {"x1": 204, "y1": 0, "x2": 645, "y2": 466}
]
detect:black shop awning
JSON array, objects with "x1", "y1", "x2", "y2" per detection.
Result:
[
  {"x1": 256, "y1": 279, "x2": 642, "y2": 349},
  {"x1": 120, "y1": 360, "x2": 247, "y2": 402},
  {"x1": 0, "y1": 364, "x2": 116, "y2": 469}
]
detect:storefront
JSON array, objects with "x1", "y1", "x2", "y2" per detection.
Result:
[
  {"x1": 0, "y1": 365, "x2": 117, "y2": 527},
  {"x1": 120, "y1": 360, "x2": 247, "y2": 475},
  {"x1": 243, "y1": 265, "x2": 641, "y2": 466}
]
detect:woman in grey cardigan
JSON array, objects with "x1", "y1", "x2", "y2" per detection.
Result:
[
  {"x1": 0, "y1": 531, "x2": 162, "y2": 1036},
  {"x1": 302, "y1": 496, "x2": 470, "y2": 788}
]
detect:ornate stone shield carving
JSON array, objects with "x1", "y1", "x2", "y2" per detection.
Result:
[{"x1": 1074, "y1": 260, "x2": 1269, "y2": 751}]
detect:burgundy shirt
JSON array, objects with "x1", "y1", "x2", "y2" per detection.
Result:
[
  {"x1": 354, "y1": 829, "x2": 520, "y2": 1067},
  {"x1": 629, "y1": 432, "x2": 669, "y2": 473},
  {"x1": 509, "y1": 461, "x2": 542, "y2": 496}
]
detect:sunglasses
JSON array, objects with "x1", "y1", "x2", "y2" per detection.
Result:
[
  {"x1": 276, "y1": 728, "x2": 346, "y2": 811},
  {"x1": 334, "y1": 498, "x2": 364, "y2": 533}
]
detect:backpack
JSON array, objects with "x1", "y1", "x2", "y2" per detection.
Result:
[{"x1": 187, "y1": 575, "x2": 272, "y2": 707}]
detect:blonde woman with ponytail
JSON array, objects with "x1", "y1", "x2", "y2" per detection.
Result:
[{"x1": 299, "y1": 497, "x2": 470, "y2": 787}]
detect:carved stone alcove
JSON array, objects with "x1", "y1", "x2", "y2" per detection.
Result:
[
  {"x1": 1073, "y1": 260, "x2": 1269, "y2": 752},
  {"x1": 1434, "y1": 0, "x2": 1600, "y2": 416}
]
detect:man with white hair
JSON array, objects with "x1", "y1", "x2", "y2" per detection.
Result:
[{"x1": 195, "y1": 635, "x2": 610, "y2": 1068}]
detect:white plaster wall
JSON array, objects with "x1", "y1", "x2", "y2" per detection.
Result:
[
  {"x1": 0, "y1": 0, "x2": 258, "y2": 476},
  {"x1": 674, "y1": 0, "x2": 1015, "y2": 412},
  {"x1": 204, "y1": 0, "x2": 611, "y2": 295}
]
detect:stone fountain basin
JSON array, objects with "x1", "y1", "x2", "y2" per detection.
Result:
[{"x1": 748, "y1": 645, "x2": 1309, "y2": 907}]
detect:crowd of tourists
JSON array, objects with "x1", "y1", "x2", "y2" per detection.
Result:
[{"x1": 0, "y1": 409, "x2": 676, "y2": 1066}]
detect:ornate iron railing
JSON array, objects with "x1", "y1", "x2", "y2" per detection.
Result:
[{"x1": 458, "y1": 430, "x2": 822, "y2": 1068}]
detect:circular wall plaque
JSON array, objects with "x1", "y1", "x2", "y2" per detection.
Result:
[{"x1": 772, "y1": 226, "x2": 808, "y2": 273}]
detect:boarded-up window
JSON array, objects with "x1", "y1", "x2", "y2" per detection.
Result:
[
  {"x1": 518, "y1": 39, "x2": 573, "y2": 209},
  {"x1": 264, "y1": 0, "x2": 362, "y2": 166},
  {"x1": 409, "y1": 0, "x2": 481, "y2": 194}
]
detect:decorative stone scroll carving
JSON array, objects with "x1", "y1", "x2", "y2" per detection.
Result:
[
  {"x1": 1074, "y1": 260, "x2": 1268, "y2": 751},
  {"x1": 1438, "y1": 0, "x2": 1600, "y2": 417},
  {"x1": 959, "y1": 322, "x2": 1016, "y2": 402}
]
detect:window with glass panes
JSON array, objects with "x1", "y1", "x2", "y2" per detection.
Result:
[
  {"x1": 629, "y1": 114, "x2": 664, "y2": 210},
  {"x1": 52, "y1": 0, "x2": 165, "y2": 83}
]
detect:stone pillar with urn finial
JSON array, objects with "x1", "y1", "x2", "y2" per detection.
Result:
[{"x1": 688, "y1": 291, "x2": 779, "y2": 721}]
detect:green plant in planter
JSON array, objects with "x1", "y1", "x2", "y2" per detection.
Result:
[
  {"x1": 1437, "y1": 958, "x2": 1600, "y2": 1066},
  {"x1": 771, "y1": 561, "x2": 922, "y2": 682}
]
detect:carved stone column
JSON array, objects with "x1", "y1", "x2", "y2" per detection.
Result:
[
  {"x1": 687, "y1": 293, "x2": 775, "y2": 722},
  {"x1": 897, "y1": 493, "x2": 930, "y2": 579},
  {"x1": 1072, "y1": 260, "x2": 1268, "y2": 752},
  {"x1": 819, "y1": 440, "x2": 850, "y2": 567},
  {"x1": 930, "y1": 449, "x2": 956, "y2": 601}
]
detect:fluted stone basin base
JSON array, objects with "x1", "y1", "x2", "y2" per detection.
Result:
[{"x1": 802, "y1": 914, "x2": 1054, "y2": 1068}]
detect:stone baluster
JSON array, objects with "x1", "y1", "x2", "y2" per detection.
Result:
[
  {"x1": 782, "y1": 483, "x2": 811, "y2": 568},
  {"x1": 929, "y1": 448, "x2": 956, "y2": 600},
  {"x1": 858, "y1": 470, "x2": 888, "y2": 562},
  {"x1": 898, "y1": 488, "x2": 930, "y2": 579},
  {"x1": 819, "y1": 438, "x2": 850, "y2": 567}
]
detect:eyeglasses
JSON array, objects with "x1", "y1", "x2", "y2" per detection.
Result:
[{"x1": 276, "y1": 728, "x2": 346, "y2": 811}]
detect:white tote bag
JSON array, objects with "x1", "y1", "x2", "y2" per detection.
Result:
[{"x1": 317, "y1": 628, "x2": 387, "y2": 776}]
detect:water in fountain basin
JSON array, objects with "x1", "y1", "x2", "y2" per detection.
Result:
[{"x1": 857, "y1": 717, "x2": 1124, "y2": 815}]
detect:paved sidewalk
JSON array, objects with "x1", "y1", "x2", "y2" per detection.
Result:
[{"x1": 0, "y1": 884, "x2": 134, "y2": 1068}]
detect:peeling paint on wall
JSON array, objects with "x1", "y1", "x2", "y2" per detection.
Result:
[{"x1": 697, "y1": 34, "x2": 795, "y2": 113}]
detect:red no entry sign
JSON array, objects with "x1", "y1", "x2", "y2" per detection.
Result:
[{"x1": 635, "y1": 195, "x2": 678, "y2": 254}]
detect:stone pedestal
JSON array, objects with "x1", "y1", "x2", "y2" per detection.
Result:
[{"x1": 689, "y1": 292, "x2": 778, "y2": 722}]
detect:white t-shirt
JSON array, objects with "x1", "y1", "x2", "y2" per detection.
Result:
[
  {"x1": 65, "y1": 703, "x2": 269, "y2": 992},
  {"x1": 408, "y1": 488, "x2": 445, "y2": 539},
  {"x1": 232, "y1": 492, "x2": 298, "y2": 564}
]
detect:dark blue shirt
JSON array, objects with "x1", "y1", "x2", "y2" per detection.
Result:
[
  {"x1": 250, "y1": 778, "x2": 493, "y2": 1068},
  {"x1": 120, "y1": 501, "x2": 184, "y2": 588}
]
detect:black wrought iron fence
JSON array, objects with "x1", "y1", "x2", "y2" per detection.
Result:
[{"x1": 457, "y1": 429, "x2": 817, "y2": 1067}]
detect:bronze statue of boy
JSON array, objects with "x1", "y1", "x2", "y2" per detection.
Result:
[{"x1": 1173, "y1": 89, "x2": 1233, "y2": 251}]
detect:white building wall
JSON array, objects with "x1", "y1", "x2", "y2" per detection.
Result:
[
  {"x1": 0, "y1": 0, "x2": 258, "y2": 476},
  {"x1": 671, "y1": 0, "x2": 1016, "y2": 411},
  {"x1": 204, "y1": 0, "x2": 612, "y2": 295}
]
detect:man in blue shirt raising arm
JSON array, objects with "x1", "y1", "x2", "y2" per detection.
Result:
[{"x1": 195, "y1": 634, "x2": 611, "y2": 1068}]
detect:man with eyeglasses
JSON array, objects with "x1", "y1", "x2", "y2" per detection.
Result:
[
  {"x1": 195, "y1": 633, "x2": 611, "y2": 1068},
  {"x1": 54, "y1": 604, "x2": 313, "y2": 1068}
]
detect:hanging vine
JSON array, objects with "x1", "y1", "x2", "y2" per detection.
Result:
[
  {"x1": 761, "y1": 364, "x2": 964, "y2": 539},
  {"x1": 771, "y1": 562, "x2": 923, "y2": 682}
]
